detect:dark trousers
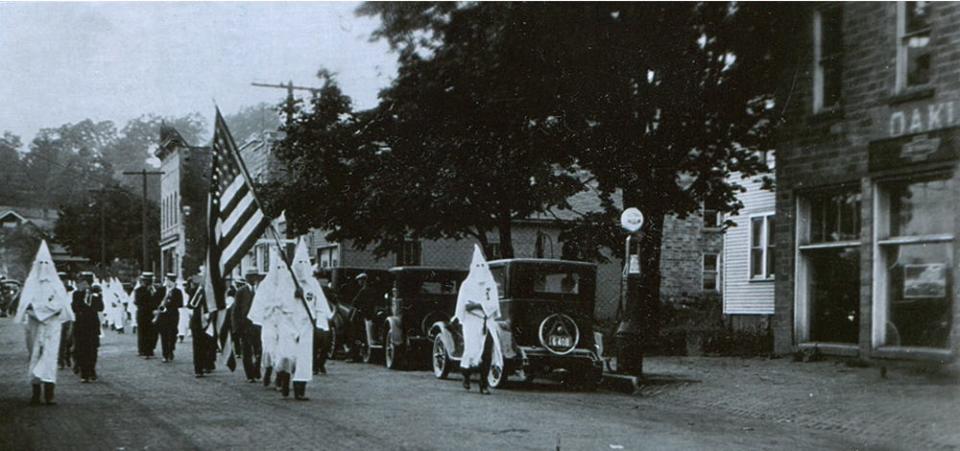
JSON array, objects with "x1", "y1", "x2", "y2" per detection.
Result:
[
  {"x1": 137, "y1": 314, "x2": 158, "y2": 356},
  {"x1": 192, "y1": 328, "x2": 216, "y2": 374},
  {"x1": 58, "y1": 321, "x2": 73, "y2": 368},
  {"x1": 74, "y1": 335, "x2": 99, "y2": 379},
  {"x1": 239, "y1": 328, "x2": 261, "y2": 380},
  {"x1": 313, "y1": 329, "x2": 331, "y2": 372},
  {"x1": 160, "y1": 324, "x2": 178, "y2": 360}
]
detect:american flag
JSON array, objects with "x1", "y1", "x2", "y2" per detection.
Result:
[{"x1": 205, "y1": 108, "x2": 271, "y2": 313}]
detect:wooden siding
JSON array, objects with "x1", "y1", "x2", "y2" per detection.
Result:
[{"x1": 723, "y1": 172, "x2": 776, "y2": 315}]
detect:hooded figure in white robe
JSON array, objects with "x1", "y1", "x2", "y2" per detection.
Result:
[
  {"x1": 454, "y1": 245, "x2": 504, "y2": 393},
  {"x1": 285, "y1": 238, "x2": 328, "y2": 399},
  {"x1": 126, "y1": 279, "x2": 138, "y2": 334},
  {"x1": 106, "y1": 278, "x2": 127, "y2": 332},
  {"x1": 15, "y1": 240, "x2": 74, "y2": 404},
  {"x1": 248, "y1": 246, "x2": 294, "y2": 392}
]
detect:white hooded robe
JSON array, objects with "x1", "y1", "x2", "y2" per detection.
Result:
[
  {"x1": 15, "y1": 241, "x2": 74, "y2": 384},
  {"x1": 248, "y1": 246, "x2": 292, "y2": 372},
  {"x1": 455, "y1": 245, "x2": 504, "y2": 370}
]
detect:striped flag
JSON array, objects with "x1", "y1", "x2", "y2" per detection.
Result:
[
  {"x1": 205, "y1": 108, "x2": 270, "y2": 312},
  {"x1": 204, "y1": 109, "x2": 270, "y2": 371}
]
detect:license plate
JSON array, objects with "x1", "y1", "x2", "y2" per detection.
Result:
[{"x1": 550, "y1": 336, "x2": 571, "y2": 348}]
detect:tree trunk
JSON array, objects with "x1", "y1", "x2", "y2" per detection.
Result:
[
  {"x1": 474, "y1": 226, "x2": 490, "y2": 255},
  {"x1": 497, "y1": 211, "x2": 514, "y2": 259}
]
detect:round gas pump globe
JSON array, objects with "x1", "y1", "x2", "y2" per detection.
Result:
[{"x1": 620, "y1": 208, "x2": 644, "y2": 233}]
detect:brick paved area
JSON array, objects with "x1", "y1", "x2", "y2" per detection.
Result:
[
  {"x1": 0, "y1": 317, "x2": 954, "y2": 450},
  {"x1": 634, "y1": 357, "x2": 960, "y2": 450}
]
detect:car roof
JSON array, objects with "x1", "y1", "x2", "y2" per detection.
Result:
[
  {"x1": 389, "y1": 266, "x2": 467, "y2": 274},
  {"x1": 486, "y1": 258, "x2": 596, "y2": 268}
]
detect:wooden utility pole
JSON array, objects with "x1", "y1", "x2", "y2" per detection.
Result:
[
  {"x1": 251, "y1": 81, "x2": 322, "y2": 125},
  {"x1": 123, "y1": 169, "x2": 163, "y2": 271}
]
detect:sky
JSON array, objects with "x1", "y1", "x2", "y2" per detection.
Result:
[{"x1": 0, "y1": 2, "x2": 398, "y2": 143}]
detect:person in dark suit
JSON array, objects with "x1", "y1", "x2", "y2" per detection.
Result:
[
  {"x1": 232, "y1": 273, "x2": 261, "y2": 382},
  {"x1": 134, "y1": 273, "x2": 158, "y2": 358},
  {"x1": 187, "y1": 283, "x2": 216, "y2": 377},
  {"x1": 156, "y1": 274, "x2": 182, "y2": 362},
  {"x1": 72, "y1": 275, "x2": 104, "y2": 383}
]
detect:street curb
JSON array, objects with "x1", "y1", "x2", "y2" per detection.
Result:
[{"x1": 600, "y1": 373, "x2": 639, "y2": 394}]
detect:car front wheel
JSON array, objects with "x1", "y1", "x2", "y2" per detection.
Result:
[
  {"x1": 432, "y1": 336, "x2": 451, "y2": 379},
  {"x1": 385, "y1": 331, "x2": 404, "y2": 370},
  {"x1": 487, "y1": 361, "x2": 506, "y2": 389}
]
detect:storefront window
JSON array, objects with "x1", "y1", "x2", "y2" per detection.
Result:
[
  {"x1": 808, "y1": 247, "x2": 860, "y2": 343},
  {"x1": 809, "y1": 191, "x2": 861, "y2": 243},
  {"x1": 888, "y1": 178, "x2": 954, "y2": 236},
  {"x1": 878, "y1": 176, "x2": 955, "y2": 349},
  {"x1": 882, "y1": 243, "x2": 952, "y2": 347},
  {"x1": 797, "y1": 188, "x2": 862, "y2": 345}
]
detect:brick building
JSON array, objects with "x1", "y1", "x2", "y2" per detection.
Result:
[{"x1": 773, "y1": 1, "x2": 959, "y2": 362}]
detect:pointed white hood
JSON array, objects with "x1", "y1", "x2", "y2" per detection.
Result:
[
  {"x1": 455, "y1": 244, "x2": 500, "y2": 322},
  {"x1": 15, "y1": 240, "x2": 74, "y2": 324}
]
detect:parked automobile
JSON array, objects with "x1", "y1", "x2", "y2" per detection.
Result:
[
  {"x1": 431, "y1": 259, "x2": 603, "y2": 390},
  {"x1": 313, "y1": 267, "x2": 392, "y2": 360},
  {"x1": 379, "y1": 267, "x2": 468, "y2": 370}
]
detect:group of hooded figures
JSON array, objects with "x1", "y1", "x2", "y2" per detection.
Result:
[{"x1": 14, "y1": 238, "x2": 503, "y2": 405}]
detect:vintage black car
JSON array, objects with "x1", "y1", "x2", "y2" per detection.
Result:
[
  {"x1": 431, "y1": 259, "x2": 603, "y2": 389},
  {"x1": 376, "y1": 267, "x2": 468, "y2": 370},
  {"x1": 313, "y1": 267, "x2": 392, "y2": 359}
]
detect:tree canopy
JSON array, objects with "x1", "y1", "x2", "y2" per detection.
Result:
[{"x1": 271, "y1": 3, "x2": 798, "y2": 269}]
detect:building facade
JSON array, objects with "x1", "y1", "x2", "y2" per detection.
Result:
[
  {"x1": 722, "y1": 156, "x2": 777, "y2": 328},
  {"x1": 774, "y1": 1, "x2": 959, "y2": 362}
]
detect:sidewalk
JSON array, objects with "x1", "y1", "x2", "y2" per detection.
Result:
[{"x1": 605, "y1": 356, "x2": 960, "y2": 449}]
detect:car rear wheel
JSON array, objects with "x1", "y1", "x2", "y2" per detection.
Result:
[
  {"x1": 385, "y1": 331, "x2": 404, "y2": 370},
  {"x1": 432, "y1": 336, "x2": 451, "y2": 379}
]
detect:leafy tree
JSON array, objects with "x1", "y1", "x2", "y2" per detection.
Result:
[
  {"x1": 54, "y1": 185, "x2": 159, "y2": 270},
  {"x1": 0, "y1": 132, "x2": 26, "y2": 205},
  {"x1": 359, "y1": 3, "x2": 799, "y2": 329},
  {"x1": 103, "y1": 113, "x2": 207, "y2": 202},
  {"x1": 0, "y1": 225, "x2": 42, "y2": 282},
  {"x1": 224, "y1": 103, "x2": 281, "y2": 145},
  {"x1": 22, "y1": 120, "x2": 117, "y2": 208}
]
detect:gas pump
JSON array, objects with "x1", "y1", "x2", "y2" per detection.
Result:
[{"x1": 615, "y1": 208, "x2": 645, "y2": 376}]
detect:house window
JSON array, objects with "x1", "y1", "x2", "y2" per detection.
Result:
[
  {"x1": 396, "y1": 240, "x2": 421, "y2": 266},
  {"x1": 813, "y1": 7, "x2": 843, "y2": 112},
  {"x1": 797, "y1": 189, "x2": 862, "y2": 344},
  {"x1": 703, "y1": 253, "x2": 720, "y2": 292},
  {"x1": 749, "y1": 214, "x2": 776, "y2": 280},
  {"x1": 703, "y1": 200, "x2": 722, "y2": 229},
  {"x1": 897, "y1": 1, "x2": 932, "y2": 91},
  {"x1": 874, "y1": 176, "x2": 954, "y2": 349}
]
